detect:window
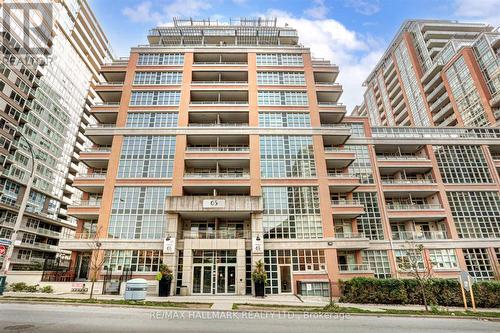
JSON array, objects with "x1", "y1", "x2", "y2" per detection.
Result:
[
  {"x1": 133, "y1": 72, "x2": 183, "y2": 85},
  {"x1": 447, "y1": 191, "x2": 500, "y2": 239},
  {"x1": 118, "y1": 136, "x2": 176, "y2": 178},
  {"x1": 429, "y1": 249, "x2": 458, "y2": 270},
  {"x1": 394, "y1": 249, "x2": 425, "y2": 271},
  {"x1": 362, "y1": 250, "x2": 392, "y2": 278},
  {"x1": 130, "y1": 91, "x2": 181, "y2": 106},
  {"x1": 137, "y1": 53, "x2": 184, "y2": 66},
  {"x1": 108, "y1": 187, "x2": 171, "y2": 239},
  {"x1": 258, "y1": 91, "x2": 308, "y2": 106},
  {"x1": 354, "y1": 192, "x2": 384, "y2": 240},
  {"x1": 263, "y1": 186, "x2": 322, "y2": 239},
  {"x1": 343, "y1": 145, "x2": 374, "y2": 184},
  {"x1": 264, "y1": 249, "x2": 326, "y2": 294},
  {"x1": 104, "y1": 250, "x2": 162, "y2": 272},
  {"x1": 463, "y1": 248, "x2": 494, "y2": 280},
  {"x1": 299, "y1": 282, "x2": 330, "y2": 297},
  {"x1": 434, "y1": 145, "x2": 492, "y2": 184},
  {"x1": 259, "y1": 112, "x2": 310, "y2": 127},
  {"x1": 126, "y1": 113, "x2": 178, "y2": 128},
  {"x1": 256, "y1": 54, "x2": 303, "y2": 66},
  {"x1": 257, "y1": 72, "x2": 305, "y2": 85},
  {"x1": 260, "y1": 136, "x2": 316, "y2": 178}
]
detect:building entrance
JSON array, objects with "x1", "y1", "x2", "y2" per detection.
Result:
[{"x1": 192, "y1": 250, "x2": 237, "y2": 294}]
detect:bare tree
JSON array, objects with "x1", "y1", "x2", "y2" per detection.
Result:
[
  {"x1": 398, "y1": 241, "x2": 434, "y2": 311},
  {"x1": 87, "y1": 230, "x2": 106, "y2": 300}
]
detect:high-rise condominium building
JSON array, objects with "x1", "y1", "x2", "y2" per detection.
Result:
[
  {"x1": 356, "y1": 20, "x2": 499, "y2": 128},
  {"x1": 60, "y1": 18, "x2": 500, "y2": 297},
  {"x1": 0, "y1": 0, "x2": 112, "y2": 271}
]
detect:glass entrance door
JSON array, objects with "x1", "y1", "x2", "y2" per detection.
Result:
[
  {"x1": 76, "y1": 254, "x2": 90, "y2": 280},
  {"x1": 193, "y1": 265, "x2": 213, "y2": 294},
  {"x1": 216, "y1": 265, "x2": 237, "y2": 294},
  {"x1": 279, "y1": 265, "x2": 292, "y2": 293}
]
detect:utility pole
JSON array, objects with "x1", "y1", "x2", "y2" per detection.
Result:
[{"x1": 1, "y1": 132, "x2": 36, "y2": 275}]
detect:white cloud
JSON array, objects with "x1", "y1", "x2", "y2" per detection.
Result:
[
  {"x1": 264, "y1": 9, "x2": 384, "y2": 112},
  {"x1": 454, "y1": 0, "x2": 500, "y2": 26},
  {"x1": 122, "y1": 0, "x2": 214, "y2": 24},
  {"x1": 304, "y1": 0, "x2": 328, "y2": 19},
  {"x1": 345, "y1": 0, "x2": 381, "y2": 16}
]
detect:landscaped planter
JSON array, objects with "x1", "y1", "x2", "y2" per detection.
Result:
[
  {"x1": 254, "y1": 281, "x2": 265, "y2": 297},
  {"x1": 158, "y1": 278, "x2": 171, "y2": 297}
]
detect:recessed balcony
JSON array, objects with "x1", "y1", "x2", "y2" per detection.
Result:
[
  {"x1": 317, "y1": 91, "x2": 341, "y2": 105},
  {"x1": 314, "y1": 71, "x2": 339, "y2": 85},
  {"x1": 94, "y1": 82, "x2": 123, "y2": 104},
  {"x1": 391, "y1": 230, "x2": 448, "y2": 241},
  {"x1": 191, "y1": 71, "x2": 248, "y2": 87},
  {"x1": 324, "y1": 147, "x2": 356, "y2": 168},
  {"x1": 193, "y1": 53, "x2": 248, "y2": 66},
  {"x1": 381, "y1": 177, "x2": 438, "y2": 195},
  {"x1": 386, "y1": 202, "x2": 446, "y2": 222},
  {"x1": 188, "y1": 112, "x2": 248, "y2": 127},
  {"x1": 190, "y1": 90, "x2": 248, "y2": 105},
  {"x1": 338, "y1": 263, "x2": 373, "y2": 275},
  {"x1": 333, "y1": 232, "x2": 370, "y2": 250},
  {"x1": 186, "y1": 135, "x2": 250, "y2": 155},
  {"x1": 331, "y1": 200, "x2": 365, "y2": 218},
  {"x1": 73, "y1": 173, "x2": 106, "y2": 193},
  {"x1": 79, "y1": 147, "x2": 111, "y2": 168}
]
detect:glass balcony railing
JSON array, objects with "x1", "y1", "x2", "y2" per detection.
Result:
[
  {"x1": 186, "y1": 146, "x2": 249, "y2": 152},
  {"x1": 386, "y1": 203, "x2": 443, "y2": 210},
  {"x1": 391, "y1": 231, "x2": 448, "y2": 241},
  {"x1": 183, "y1": 230, "x2": 251, "y2": 239},
  {"x1": 338, "y1": 263, "x2": 372, "y2": 272},
  {"x1": 331, "y1": 200, "x2": 362, "y2": 206}
]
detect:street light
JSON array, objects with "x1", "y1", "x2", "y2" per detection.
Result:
[{"x1": 1, "y1": 131, "x2": 36, "y2": 276}]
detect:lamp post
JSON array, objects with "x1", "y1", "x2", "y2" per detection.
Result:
[{"x1": 1, "y1": 131, "x2": 36, "y2": 276}]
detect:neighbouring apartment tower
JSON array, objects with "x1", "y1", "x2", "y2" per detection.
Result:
[
  {"x1": 0, "y1": 0, "x2": 112, "y2": 271},
  {"x1": 60, "y1": 18, "x2": 500, "y2": 297},
  {"x1": 356, "y1": 20, "x2": 500, "y2": 128}
]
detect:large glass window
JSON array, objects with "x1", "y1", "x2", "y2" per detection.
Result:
[
  {"x1": 126, "y1": 113, "x2": 178, "y2": 128},
  {"x1": 463, "y1": 248, "x2": 494, "y2": 280},
  {"x1": 362, "y1": 250, "x2": 391, "y2": 278},
  {"x1": 434, "y1": 145, "x2": 492, "y2": 184},
  {"x1": 137, "y1": 53, "x2": 184, "y2": 66},
  {"x1": 104, "y1": 250, "x2": 162, "y2": 272},
  {"x1": 262, "y1": 186, "x2": 322, "y2": 239},
  {"x1": 256, "y1": 54, "x2": 303, "y2": 66},
  {"x1": 118, "y1": 136, "x2": 176, "y2": 178},
  {"x1": 260, "y1": 136, "x2": 316, "y2": 178},
  {"x1": 130, "y1": 91, "x2": 181, "y2": 106},
  {"x1": 258, "y1": 91, "x2": 308, "y2": 106},
  {"x1": 259, "y1": 112, "x2": 310, "y2": 127},
  {"x1": 429, "y1": 249, "x2": 458, "y2": 270},
  {"x1": 447, "y1": 191, "x2": 500, "y2": 238},
  {"x1": 257, "y1": 72, "x2": 305, "y2": 85},
  {"x1": 108, "y1": 186, "x2": 171, "y2": 239},
  {"x1": 133, "y1": 72, "x2": 183, "y2": 85},
  {"x1": 353, "y1": 192, "x2": 384, "y2": 240}
]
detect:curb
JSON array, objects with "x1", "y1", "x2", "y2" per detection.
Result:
[{"x1": 1, "y1": 299, "x2": 498, "y2": 322}]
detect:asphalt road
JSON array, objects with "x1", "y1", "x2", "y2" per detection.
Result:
[{"x1": 0, "y1": 303, "x2": 498, "y2": 333}]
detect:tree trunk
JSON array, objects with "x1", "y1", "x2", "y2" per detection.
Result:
[
  {"x1": 420, "y1": 282, "x2": 428, "y2": 311},
  {"x1": 89, "y1": 271, "x2": 96, "y2": 300}
]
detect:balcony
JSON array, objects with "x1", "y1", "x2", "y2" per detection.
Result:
[
  {"x1": 19, "y1": 241, "x2": 59, "y2": 252},
  {"x1": 328, "y1": 172, "x2": 360, "y2": 192},
  {"x1": 317, "y1": 91, "x2": 341, "y2": 105},
  {"x1": 79, "y1": 147, "x2": 111, "y2": 168},
  {"x1": 333, "y1": 232, "x2": 370, "y2": 250},
  {"x1": 73, "y1": 173, "x2": 106, "y2": 193},
  {"x1": 94, "y1": 82, "x2": 122, "y2": 104},
  {"x1": 324, "y1": 147, "x2": 356, "y2": 168},
  {"x1": 182, "y1": 229, "x2": 251, "y2": 239},
  {"x1": 338, "y1": 263, "x2": 373, "y2": 274},
  {"x1": 191, "y1": 71, "x2": 248, "y2": 87},
  {"x1": 391, "y1": 230, "x2": 448, "y2": 241},
  {"x1": 386, "y1": 203, "x2": 446, "y2": 222},
  {"x1": 67, "y1": 200, "x2": 101, "y2": 219},
  {"x1": 186, "y1": 146, "x2": 250, "y2": 152},
  {"x1": 193, "y1": 53, "x2": 247, "y2": 67},
  {"x1": 21, "y1": 225, "x2": 61, "y2": 239},
  {"x1": 185, "y1": 135, "x2": 250, "y2": 158},
  {"x1": 376, "y1": 153, "x2": 432, "y2": 170},
  {"x1": 381, "y1": 177, "x2": 438, "y2": 195},
  {"x1": 314, "y1": 71, "x2": 339, "y2": 85},
  {"x1": 331, "y1": 200, "x2": 365, "y2": 218}
]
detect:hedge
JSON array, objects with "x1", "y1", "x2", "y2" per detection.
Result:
[{"x1": 339, "y1": 277, "x2": 500, "y2": 308}]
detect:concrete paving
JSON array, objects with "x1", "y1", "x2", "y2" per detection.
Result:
[
  {"x1": 0, "y1": 303, "x2": 498, "y2": 333},
  {"x1": 3, "y1": 291, "x2": 500, "y2": 313}
]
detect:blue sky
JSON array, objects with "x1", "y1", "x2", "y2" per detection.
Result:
[{"x1": 89, "y1": 0, "x2": 500, "y2": 110}]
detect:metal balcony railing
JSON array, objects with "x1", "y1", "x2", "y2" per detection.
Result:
[
  {"x1": 188, "y1": 123, "x2": 249, "y2": 127},
  {"x1": 69, "y1": 200, "x2": 102, "y2": 207},
  {"x1": 381, "y1": 178, "x2": 435, "y2": 184},
  {"x1": 191, "y1": 81, "x2": 248, "y2": 85},
  {"x1": 77, "y1": 173, "x2": 107, "y2": 179},
  {"x1": 190, "y1": 100, "x2": 248, "y2": 105},
  {"x1": 376, "y1": 153, "x2": 429, "y2": 160},
  {"x1": 82, "y1": 147, "x2": 112, "y2": 153}
]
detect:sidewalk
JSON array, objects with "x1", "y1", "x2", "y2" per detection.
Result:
[{"x1": 1, "y1": 292, "x2": 499, "y2": 313}]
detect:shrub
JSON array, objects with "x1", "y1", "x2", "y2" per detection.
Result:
[
  {"x1": 9, "y1": 282, "x2": 27, "y2": 292},
  {"x1": 339, "y1": 277, "x2": 500, "y2": 308},
  {"x1": 40, "y1": 285, "x2": 54, "y2": 293},
  {"x1": 24, "y1": 285, "x2": 38, "y2": 292}
]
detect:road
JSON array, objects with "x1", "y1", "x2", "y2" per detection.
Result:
[{"x1": 0, "y1": 303, "x2": 498, "y2": 333}]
